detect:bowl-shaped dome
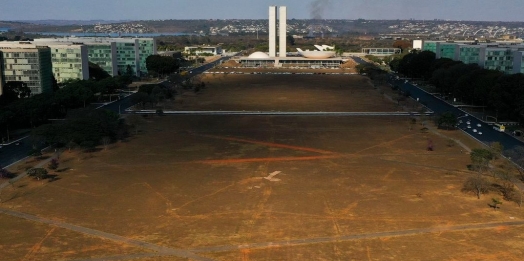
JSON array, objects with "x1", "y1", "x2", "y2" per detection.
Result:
[{"x1": 248, "y1": 52, "x2": 270, "y2": 59}]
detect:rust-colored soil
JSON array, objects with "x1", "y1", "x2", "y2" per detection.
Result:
[
  {"x1": 1, "y1": 74, "x2": 524, "y2": 261},
  {"x1": 163, "y1": 74, "x2": 395, "y2": 112}
]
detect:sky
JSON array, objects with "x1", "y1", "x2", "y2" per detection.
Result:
[{"x1": 2, "y1": 0, "x2": 524, "y2": 21}]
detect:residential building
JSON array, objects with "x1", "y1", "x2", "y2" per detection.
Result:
[{"x1": 0, "y1": 42, "x2": 53, "y2": 95}]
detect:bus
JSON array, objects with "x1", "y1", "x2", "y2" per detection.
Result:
[{"x1": 493, "y1": 123, "x2": 505, "y2": 132}]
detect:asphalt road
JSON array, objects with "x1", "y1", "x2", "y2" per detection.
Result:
[
  {"x1": 391, "y1": 76, "x2": 524, "y2": 151},
  {"x1": 0, "y1": 138, "x2": 33, "y2": 168},
  {"x1": 350, "y1": 56, "x2": 368, "y2": 65}
]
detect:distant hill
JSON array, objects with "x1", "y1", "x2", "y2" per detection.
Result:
[{"x1": 11, "y1": 20, "x2": 131, "y2": 26}]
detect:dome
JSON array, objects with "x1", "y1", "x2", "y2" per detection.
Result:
[{"x1": 248, "y1": 51, "x2": 270, "y2": 59}]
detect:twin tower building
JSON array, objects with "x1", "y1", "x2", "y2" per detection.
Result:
[{"x1": 269, "y1": 6, "x2": 287, "y2": 58}]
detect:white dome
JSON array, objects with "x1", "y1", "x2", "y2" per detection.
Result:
[{"x1": 248, "y1": 52, "x2": 270, "y2": 59}]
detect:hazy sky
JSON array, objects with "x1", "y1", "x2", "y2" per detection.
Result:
[{"x1": 2, "y1": 0, "x2": 524, "y2": 21}]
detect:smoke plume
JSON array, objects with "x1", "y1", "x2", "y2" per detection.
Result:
[{"x1": 310, "y1": 0, "x2": 332, "y2": 19}]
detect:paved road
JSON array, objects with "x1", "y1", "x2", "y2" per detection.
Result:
[
  {"x1": 130, "y1": 111, "x2": 429, "y2": 116},
  {"x1": 350, "y1": 55, "x2": 368, "y2": 65},
  {"x1": 0, "y1": 137, "x2": 33, "y2": 168},
  {"x1": 391, "y1": 77, "x2": 524, "y2": 152}
]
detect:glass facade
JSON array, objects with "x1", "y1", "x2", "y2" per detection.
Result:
[
  {"x1": 459, "y1": 46, "x2": 481, "y2": 65},
  {"x1": 87, "y1": 44, "x2": 116, "y2": 76},
  {"x1": 50, "y1": 46, "x2": 86, "y2": 82},
  {"x1": 138, "y1": 39, "x2": 155, "y2": 74},
  {"x1": 422, "y1": 42, "x2": 437, "y2": 53},
  {"x1": 439, "y1": 44, "x2": 457, "y2": 59},
  {"x1": 484, "y1": 49, "x2": 513, "y2": 73},
  {"x1": 0, "y1": 46, "x2": 52, "y2": 95},
  {"x1": 116, "y1": 41, "x2": 138, "y2": 76}
]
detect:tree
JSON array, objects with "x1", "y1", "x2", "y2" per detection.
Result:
[
  {"x1": 125, "y1": 65, "x2": 134, "y2": 77},
  {"x1": 27, "y1": 168, "x2": 48, "y2": 180},
  {"x1": 286, "y1": 35, "x2": 295, "y2": 46},
  {"x1": 76, "y1": 85, "x2": 94, "y2": 108},
  {"x1": 392, "y1": 40, "x2": 411, "y2": 53},
  {"x1": 0, "y1": 165, "x2": 15, "y2": 179},
  {"x1": 462, "y1": 175, "x2": 490, "y2": 199},
  {"x1": 493, "y1": 169, "x2": 515, "y2": 201},
  {"x1": 88, "y1": 62, "x2": 111, "y2": 80},
  {"x1": 504, "y1": 146, "x2": 524, "y2": 181},
  {"x1": 437, "y1": 112, "x2": 457, "y2": 130},
  {"x1": 0, "y1": 110, "x2": 15, "y2": 142},
  {"x1": 101, "y1": 136, "x2": 111, "y2": 150},
  {"x1": 0, "y1": 81, "x2": 31, "y2": 106},
  {"x1": 146, "y1": 55, "x2": 180, "y2": 77},
  {"x1": 470, "y1": 148, "x2": 493, "y2": 174},
  {"x1": 489, "y1": 142, "x2": 503, "y2": 159},
  {"x1": 491, "y1": 198, "x2": 502, "y2": 210},
  {"x1": 48, "y1": 159, "x2": 59, "y2": 170},
  {"x1": 131, "y1": 92, "x2": 150, "y2": 109}
]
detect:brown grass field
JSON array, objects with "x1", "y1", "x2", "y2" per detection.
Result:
[{"x1": 1, "y1": 74, "x2": 524, "y2": 261}]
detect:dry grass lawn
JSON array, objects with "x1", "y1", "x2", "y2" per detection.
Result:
[{"x1": 1, "y1": 74, "x2": 524, "y2": 261}]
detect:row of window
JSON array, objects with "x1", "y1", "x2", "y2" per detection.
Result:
[{"x1": 1, "y1": 52, "x2": 38, "y2": 58}]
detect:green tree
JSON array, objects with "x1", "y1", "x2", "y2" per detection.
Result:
[
  {"x1": 88, "y1": 62, "x2": 111, "y2": 80},
  {"x1": 145, "y1": 55, "x2": 180, "y2": 77},
  {"x1": 491, "y1": 198, "x2": 502, "y2": 210},
  {"x1": 437, "y1": 112, "x2": 457, "y2": 130},
  {"x1": 470, "y1": 148, "x2": 493, "y2": 174},
  {"x1": 0, "y1": 81, "x2": 31, "y2": 106},
  {"x1": 27, "y1": 168, "x2": 48, "y2": 180}
]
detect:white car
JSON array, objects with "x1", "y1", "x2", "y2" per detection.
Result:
[
  {"x1": 466, "y1": 121, "x2": 471, "y2": 125},
  {"x1": 467, "y1": 125, "x2": 471, "y2": 128},
  {"x1": 473, "y1": 129, "x2": 477, "y2": 133},
  {"x1": 477, "y1": 123, "x2": 481, "y2": 127},
  {"x1": 478, "y1": 132, "x2": 483, "y2": 135}
]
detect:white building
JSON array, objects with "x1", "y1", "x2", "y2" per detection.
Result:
[{"x1": 184, "y1": 45, "x2": 223, "y2": 55}]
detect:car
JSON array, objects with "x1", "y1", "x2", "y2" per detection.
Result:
[
  {"x1": 478, "y1": 132, "x2": 483, "y2": 135},
  {"x1": 467, "y1": 125, "x2": 471, "y2": 128},
  {"x1": 466, "y1": 121, "x2": 471, "y2": 125},
  {"x1": 477, "y1": 123, "x2": 481, "y2": 127},
  {"x1": 473, "y1": 129, "x2": 477, "y2": 132},
  {"x1": 459, "y1": 120, "x2": 463, "y2": 123}
]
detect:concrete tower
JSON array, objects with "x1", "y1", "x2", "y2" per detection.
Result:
[
  {"x1": 279, "y1": 6, "x2": 287, "y2": 58},
  {"x1": 269, "y1": 6, "x2": 277, "y2": 57}
]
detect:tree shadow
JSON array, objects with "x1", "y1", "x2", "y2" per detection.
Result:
[
  {"x1": 56, "y1": 167, "x2": 70, "y2": 173},
  {"x1": 83, "y1": 148, "x2": 102, "y2": 153},
  {"x1": 47, "y1": 174, "x2": 60, "y2": 182},
  {"x1": 487, "y1": 203, "x2": 500, "y2": 210}
]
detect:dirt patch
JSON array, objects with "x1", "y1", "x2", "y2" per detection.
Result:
[
  {"x1": 2, "y1": 74, "x2": 523, "y2": 260},
  {"x1": 162, "y1": 74, "x2": 397, "y2": 112}
]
